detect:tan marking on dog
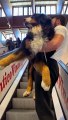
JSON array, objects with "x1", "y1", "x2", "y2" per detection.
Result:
[{"x1": 26, "y1": 17, "x2": 36, "y2": 23}]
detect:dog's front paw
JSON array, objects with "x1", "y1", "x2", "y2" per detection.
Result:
[
  {"x1": 41, "y1": 81, "x2": 50, "y2": 91},
  {"x1": 23, "y1": 90, "x2": 31, "y2": 97}
]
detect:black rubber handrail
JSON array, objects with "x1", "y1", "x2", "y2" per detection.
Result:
[{"x1": 0, "y1": 48, "x2": 19, "y2": 59}]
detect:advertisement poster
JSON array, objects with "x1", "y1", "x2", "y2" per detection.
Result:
[
  {"x1": 0, "y1": 59, "x2": 27, "y2": 103},
  {"x1": 56, "y1": 64, "x2": 68, "y2": 120}
]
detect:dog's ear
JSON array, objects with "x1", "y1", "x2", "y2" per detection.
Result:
[
  {"x1": 32, "y1": 14, "x2": 52, "y2": 27},
  {"x1": 45, "y1": 17, "x2": 52, "y2": 26},
  {"x1": 39, "y1": 14, "x2": 52, "y2": 27}
]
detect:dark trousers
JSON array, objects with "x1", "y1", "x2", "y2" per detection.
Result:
[{"x1": 34, "y1": 58, "x2": 59, "y2": 120}]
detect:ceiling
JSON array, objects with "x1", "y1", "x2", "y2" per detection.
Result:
[
  {"x1": 0, "y1": 0, "x2": 68, "y2": 40},
  {"x1": 9, "y1": 0, "x2": 57, "y2": 8}
]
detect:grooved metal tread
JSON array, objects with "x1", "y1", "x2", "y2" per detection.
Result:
[{"x1": 6, "y1": 69, "x2": 38, "y2": 120}]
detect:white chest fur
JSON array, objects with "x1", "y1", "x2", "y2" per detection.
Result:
[{"x1": 30, "y1": 36, "x2": 44, "y2": 54}]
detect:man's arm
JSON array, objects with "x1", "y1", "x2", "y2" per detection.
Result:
[{"x1": 42, "y1": 34, "x2": 64, "y2": 52}]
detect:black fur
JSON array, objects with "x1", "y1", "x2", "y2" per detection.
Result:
[
  {"x1": 15, "y1": 14, "x2": 55, "y2": 66},
  {"x1": 21, "y1": 14, "x2": 55, "y2": 57},
  {"x1": 17, "y1": 14, "x2": 55, "y2": 63},
  {"x1": 31, "y1": 14, "x2": 55, "y2": 39},
  {"x1": 18, "y1": 14, "x2": 58, "y2": 87}
]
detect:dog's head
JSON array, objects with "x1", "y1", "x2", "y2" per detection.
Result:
[{"x1": 24, "y1": 14, "x2": 55, "y2": 40}]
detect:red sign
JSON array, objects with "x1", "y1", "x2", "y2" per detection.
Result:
[
  {"x1": 56, "y1": 65, "x2": 68, "y2": 120},
  {"x1": 0, "y1": 59, "x2": 27, "y2": 103}
]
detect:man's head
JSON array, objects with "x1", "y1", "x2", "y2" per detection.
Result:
[{"x1": 52, "y1": 15, "x2": 66, "y2": 27}]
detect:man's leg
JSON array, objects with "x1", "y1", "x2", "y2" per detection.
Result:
[{"x1": 34, "y1": 70, "x2": 56, "y2": 120}]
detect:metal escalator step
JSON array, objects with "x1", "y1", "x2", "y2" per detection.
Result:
[
  {"x1": 12, "y1": 98, "x2": 35, "y2": 109},
  {"x1": 17, "y1": 89, "x2": 34, "y2": 98},
  {"x1": 6, "y1": 67, "x2": 38, "y2": 120},
  {"x1": 20, "y1": 82, "x2": 28, "y2": 88},
  {"x1": 23, "y1": 72, "x2": 28, "y2": 76},
  {"x1": 22, "y1": 76, "x2": 28, "y2": 82},
  {"x1": 20, "y1": 82, "x2": 35, "y2": 89},
  {"x1": 6, "y1": 109, "x2": 39, "y2": 120}
]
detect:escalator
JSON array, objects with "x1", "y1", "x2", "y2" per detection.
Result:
[
  {"x1": 0, "y1": 59, "x2": 65, "y2": 120},
  {"x1": 6, "y1": 69, "x2": 39, "y2": 120}
]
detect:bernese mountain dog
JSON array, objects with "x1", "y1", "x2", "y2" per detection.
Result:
[{"x1": 0, "y1": 14, "x2": 56, "y2": 97}]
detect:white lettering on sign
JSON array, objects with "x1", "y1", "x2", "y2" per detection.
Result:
[
  {"x1": 57, "y1": 76, "x2": 68, "y2": 110},
  {"x1": 0, "y1": 62, "x2": 20, "y2": 92}
]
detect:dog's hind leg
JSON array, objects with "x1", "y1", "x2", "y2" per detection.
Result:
[
  {"x1": 34, "y1": 62, "x2": 51, "y2": 91},
  {"x1": 41, "y1": 64, "x2": 51, "y2": 91},
  {"x1": 23, "y1": 65, "x2": 33, "y2": 97}
]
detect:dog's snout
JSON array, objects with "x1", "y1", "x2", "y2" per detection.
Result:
[
  {"x1": 23, "y1": 16, "x2": 38, "y2": 29},
  {"x1": 24, "y1": 17, "x2": 32, "y2": 23},
  {"x1": 25, "y1": 22, "x2": 33, "y2": 29},
  {"x1": 23, "y1": 17, "x2": 32, "y2": 28},
  {"x1": 25, "y1": 22, "x2": 29, "y2": 27}
]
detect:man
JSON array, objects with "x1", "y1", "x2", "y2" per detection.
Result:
[
  {"x1": 34, "y1": 15, "x2": 68, "y2": 120},
  {"x1": 42, "y1": 15, "x2": 68, "y2": 64},
  {"x1": 22, "y1": 15, "x2": 67, "y2": 120}
]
